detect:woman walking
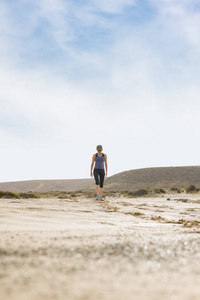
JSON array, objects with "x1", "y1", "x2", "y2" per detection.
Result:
[{"x1": 90, "y1": 145, "x2": 108, "y2": 200}]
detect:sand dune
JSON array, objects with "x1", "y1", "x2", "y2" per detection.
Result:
[{"x1": 1, "y1": 194, "x2": 200, "y2": 300}]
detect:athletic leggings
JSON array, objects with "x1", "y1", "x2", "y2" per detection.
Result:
[{"x1": 93, "y1": 169, "x2": 105, "y2": 188}]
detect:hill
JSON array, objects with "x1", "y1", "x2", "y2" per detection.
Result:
[
  {"x1": 0, "y1": 166, "x2": 200, "y2": 193},
  {"x1": 0, "y1": 179, "x2": 93, "y2": 193},
  {"x1": 103, "y1": 166, "x2": 200, "y2": 191}
]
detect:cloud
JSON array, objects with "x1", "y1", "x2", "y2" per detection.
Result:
[
  {"x1": 91, "y1": 0, "x2": 136, "y2": 14},
  {"x1": 1, "y1": 0, "x2": 200, "y2": 181},
  {"x1": 150, "y1": 0, "x2": 200, "y2": 49}
]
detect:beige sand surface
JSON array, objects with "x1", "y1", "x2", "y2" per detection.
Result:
[{"x1": 1, "y1": 194, "x2": 200, "y2": 300}]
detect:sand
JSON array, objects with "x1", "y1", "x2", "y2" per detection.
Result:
[{"x1": 1, "y1": 194, "x2": 200, "y2": 300}]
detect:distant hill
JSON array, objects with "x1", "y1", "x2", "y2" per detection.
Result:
[
  {"x1": 0, "y1": 179, "x2": 93, "y2": 193},
  {"x1": 103, "y1": 166, "x2": 200, "y2": 191},
  {"x1": 0, "y1": 166, "x2": 200, "y2": 193}
]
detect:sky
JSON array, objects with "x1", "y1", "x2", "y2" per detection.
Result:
[{"x1": 1, "y1": 0, "x2": 200, "y2": 182}]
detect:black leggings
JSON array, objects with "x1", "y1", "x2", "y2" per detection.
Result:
[{"x1": 93, "y1": 169, "x2": 105, "y2": 188}]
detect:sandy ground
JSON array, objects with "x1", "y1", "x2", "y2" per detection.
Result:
[{"x1": 1, "y1": 194, "x2": 200, "y2": 300}]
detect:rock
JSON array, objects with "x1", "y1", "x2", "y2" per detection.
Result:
[{"x1": 182, "y1": 199, "x2": 188, "y2": 203}]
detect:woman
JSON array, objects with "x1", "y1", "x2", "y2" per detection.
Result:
[{"x1": 90, "y1": 145, "x2": 108, "y2": 200}]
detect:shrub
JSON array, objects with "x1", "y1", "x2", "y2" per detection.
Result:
[
  {"x1": 134, "y1": 189, "x2": 149, "y2": 197},
  {"x1": 0, "y1": 191, "x2": 20, "y2": 199},
  {"x1": 70, "y1": 193, "x2": 77, "y2": 197},
  {"x1": 154, "y1": 188, "x2": 166, "y2": 194},
  {"x1": 170, "y1": 187, "x2": 181, "y2": 193},
  {"x1": 19, "y1": 193, "x2": 40, "y2": 199},
  {"x1": 120, "y1": 190, "x2": 129, "y2": 195},
  {"x1": 186, "y1": 185, "x2": 198, "y2": 193},
  {"x1": 170, "y1": 187, "x2": 178, "y2": 191},
  {"x1": 127, "y1": 189, "x2": 149, "y2": 197},
  {"x1": 58, "y1": 195, "x2": 68, "y2": 199}
]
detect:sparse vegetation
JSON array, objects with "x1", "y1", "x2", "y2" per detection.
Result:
[
  {"x1": 0, "y1": 191, "x2": 20, "y2": 199},
  {"x1": 154, "y1": 188, "x2": 166, "y2": 194},
  {"x1": 133, "y1": 189, "x2": 149, "y2": 197},
  {"x1": 0, "y1": 189, "x2": 152, "y2": 199},
  {"x1": 20, "y1": 193, "x2": 40, "y2": 199},
  {"x1": 178, "y1": 219, "x2": 200, "y2": 227},
  {"x1": 170, "y1": 187, "x2": 181, "y2": 193},
  {"x1": 151, "y1": 215, "x2": 166, "y2": 222},
  {"x1": 70, "y1": 193, "x2": 76, "y2": 197},
  {"x1": 186, "y1": 185, "x2": 199, "y2": 193},
  {"x1": 58, "y1": 195, "x2": 68, "y2": 199},
  {"x1": 125, "y1": 211, "x2": 145, "y2": 217},
  {"x1": 0, "y1": 184, "x2": 199, "y2": 199},
  {"x1": 0, "y1": 188, "x2": 168, "y2": 199},
  {"x1": 125, "y1": 189, "x2": 149, "y2": 197}
]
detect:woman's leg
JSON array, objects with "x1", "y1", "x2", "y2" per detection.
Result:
[
  {"x1": 99, "y1": 187, "x2": 103, "y2": 197},
  {"x1": 99, "y1": 170, "x2": 105, "y2": 197},
  {"x1": 96, "y1": 185, "x2": 100, "y2": 196},
  {"x1": 94, "y1": 169, "x2": 100, "y2": 196}
]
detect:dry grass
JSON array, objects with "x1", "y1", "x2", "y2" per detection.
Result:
[
  {"x1": 0, "y1": 191, "x2": 20, "y2": 199},
  {"x1": 178, "y1": 219, "x2": 200, "y2": 227},
  {"x1": 151, "y1": 215, "x2": 166, "y2": 222},
  {"x1": 125, "y1": 211, "x2": 145, "y2": 217}
]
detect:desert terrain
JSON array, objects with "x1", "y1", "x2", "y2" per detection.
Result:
[
  {"x1": 1, "y1": 166, "x2": 200, "y2": 192},
  {"x1": 1, "y1": 194, "x2": 200, "y2": 300}
]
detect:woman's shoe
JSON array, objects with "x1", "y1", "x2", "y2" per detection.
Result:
[
  {"x1": 96, "y1": 196, "x2": 99, "y2": 200},
  {"x1": 99, "y1": 197, "x2": 104, "y2": 201}
]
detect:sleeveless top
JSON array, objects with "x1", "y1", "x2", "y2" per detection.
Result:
[{"x1": 94, "y1": 153, "x2": 105, "y2": 170}]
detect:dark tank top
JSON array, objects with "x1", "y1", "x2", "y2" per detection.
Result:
[{"x1": 94, "y1": 153, "x2": 105, "y2": 169}]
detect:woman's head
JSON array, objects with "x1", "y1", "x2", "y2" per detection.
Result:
[{"x1": 96, "y1": 145, "x2": 103, "y2": 151}]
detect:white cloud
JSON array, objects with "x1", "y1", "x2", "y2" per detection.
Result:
[
  {"x1": 29, "y1": 0, "x2": 74, "y2": 47},
  {"x1": 91, "y1": 0, "x2": 136, "y2": 14},
  {"x1": 1, "y1": 0, "x2": 200, "y2": 181},
  {"x1": 150, "y1": 0, "x2": 200, "y2": 49}
]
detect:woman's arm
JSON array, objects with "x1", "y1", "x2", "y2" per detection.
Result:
[
  {"x1": 90, "y1": 154, "x2": 96, "y2": 177},
  {"x1": 104, "y1": 154, "x2": 108, "y2": 177}
]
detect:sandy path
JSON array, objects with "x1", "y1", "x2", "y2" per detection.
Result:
[{"x1": 1, "y1": 195, "x2": 200, "y2": 300}]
